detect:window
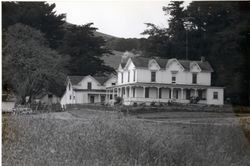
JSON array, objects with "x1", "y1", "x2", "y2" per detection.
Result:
[
  {"x1": 145, "y1": 88, "x2": 149, "y2": 98},
  {"x1": 69, "y1": 83, "x2": 71, "y2": 90},
  {"x1": 159, "y1": 88, "x2": 162, "y2": 99},
  {"x1": 128, "y1": 71, "x2": 130, "y2": 82},
  {"x1": 192, "y1": 73, "x2": 197, "y2": 84},
  {"x1": 172, "y1": 76, "x2": 176, "y2": 84},
  {"x1": 151, "y1": 71, "x2": 156, "y2": 82},
  {"x1": 87, "y1": 82, "x2": 92, "y2": 90},
  {"x1": 133, "y1": 70, "x2": 136, "y2": 82},
  {"x1": 48, "y1": 94, "x2": 52, "y2": 98},
  {"x1": 213, "y1": 92, "x2": 218, "y2": 99},
  {"x1": 112, "y1": 83, "x2": 116, "y2": 86},
  {"x1": 69, "y1": 95, "x2": 71, "y2": 100},
  {"x1": 73, "y1": 96, "x2": 75, "y2": 100},
  {"x1": 121, "y1": 72, "x2": 123, "y2": 83}
]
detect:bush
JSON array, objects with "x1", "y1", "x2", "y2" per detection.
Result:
[{"x1": 114, "y1": 96, "x2": 123, "y2": 105}]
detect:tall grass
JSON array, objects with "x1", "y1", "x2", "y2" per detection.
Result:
[{"x1": 3, "y1": 114, "x2": 250, "y2": 166}]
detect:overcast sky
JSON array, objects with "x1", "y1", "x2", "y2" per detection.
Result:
[{"x1": 52, "y1": 1, "x2": 190, "y2": 38}]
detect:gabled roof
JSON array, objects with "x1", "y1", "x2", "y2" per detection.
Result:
[
  {"x1": 92, "y1": 76, "x2": 110, "y2": 85},
  {"x1": 68, "y1": 75, "x2": 110, "y2": 86},
  {"x1": 131, "y1": 57, "x2": 150, "y2": 68},
  {"x1": 120, "y1": 56, "x2": 213, "y2": 72},
  {"x1": 68, "y1": 76, "x2": 85, "y2": 85}
]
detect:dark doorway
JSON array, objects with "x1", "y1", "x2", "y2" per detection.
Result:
[{"x1": 90, "y1": 95, "x2": 95, "y2": 103}]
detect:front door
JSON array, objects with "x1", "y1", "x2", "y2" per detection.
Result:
[
  {"x1": 90, "y1": 95, "x2": 95, "y2": 103},
  {"x1": 101, "y1": 95, "x2": 105, "y2": 103}
]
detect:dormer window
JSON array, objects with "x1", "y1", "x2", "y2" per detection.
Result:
[
  {"x1": 192, "y1": 73, "x2": 197, "y2": 84},
  {"x1": 151, "y1": 71, "x2": 156, "y2": 82},
  {"x1": 121, "y1": 72, "x2": 123, "y2": 83},
  {"x1": 87, "y1": 82, "x2": 92, "y2": 90},
  {"x1": 171, "y1": 71, "x2": 178, "y2": 84},
  {"x1": 128, "y1": 71, "x2": 130, "y2": 82},
  {"x1": 172, "y1": 76, "x2": 176, "y2": 84},
  {"x1": 133, "y1": 70, "x2": 136, "y2": 82},
  {"x1": 68, "y1": 83, "x2": 71, "y2": 90}
]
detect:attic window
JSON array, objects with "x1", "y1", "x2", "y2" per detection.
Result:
[
  {"x1": 69, "y1": 83, "x2": 71, "y2": 90},
  {"x1": 87, "y1": 82, "x2": 92, "y2": 90},
  {"x1": 48, "y1": 94, "x2": 52, "y2": 98}
]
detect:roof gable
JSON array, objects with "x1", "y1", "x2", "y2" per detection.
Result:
[
  {"x1": 148, "y1": 59, "x2": 160, "y2": 70},
  {"x1": 166, "y1": 59, "x2": 185, "y2": 71}
]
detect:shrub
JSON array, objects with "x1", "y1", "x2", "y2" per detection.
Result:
[
  {"x1": 150, "y1": 101, "x2": 156, "y2": 106},
  {"x1": 114, "y1": 96, "x2": 123, "y2": 105}
]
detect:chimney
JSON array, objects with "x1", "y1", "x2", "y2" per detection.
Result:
[{"x1": 201, "y1": 56, "x2": 205, "y2": 62}]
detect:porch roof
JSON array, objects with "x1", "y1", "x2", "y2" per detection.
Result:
[{"x1": 107, "y1": 82, "x2": 224, "y2": 90}]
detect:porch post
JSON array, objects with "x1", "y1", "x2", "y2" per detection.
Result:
[
  {"x1": 170, "y1": 88, "x2": 173, "y2": 99},
  {"x1": 112, "y1": 88, "x2": 115, "y2": 100}
]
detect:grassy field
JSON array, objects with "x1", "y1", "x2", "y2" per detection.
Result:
[{"x1": 3, "y1": 109, "x2": 250, "y2": 166}]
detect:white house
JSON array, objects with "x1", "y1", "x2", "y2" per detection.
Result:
[
  {"x1": 106, "y1": 57, "x2": 224, "y2": 105},
  {"x1": 60, "y1": 75, "x2": 117, "y2": 107}
]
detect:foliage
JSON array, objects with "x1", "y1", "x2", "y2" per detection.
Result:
[
  {"x1": 3, "y1": 24, "x2": 67, "y2": 103},
  {"x1": 2, "y1": 2, "x2": 66, "y2": 49},
  {"x1": 59, "y1": 23, "x2": 114, "y2": 75}
]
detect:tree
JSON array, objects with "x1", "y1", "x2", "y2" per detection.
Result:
[
  {"x1": 60, "y1": 23, "x2": 114, "y2": 76},
  {"x1": 2, "y1": 2, "x2": 66, "y2": 49},
  {"x1": 3, "y1": 24, "x2": 67, "y2": 104}
]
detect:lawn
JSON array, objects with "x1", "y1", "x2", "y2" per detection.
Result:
[{"x1": 3, "y1": 109, "x2": 250, "y2": 166}]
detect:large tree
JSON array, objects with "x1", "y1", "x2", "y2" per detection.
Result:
[
  {"x1": 3, "y1": 24, "x2": 67, "y2": 103},
  {"x1": 2, "y1": 2, "x2": 66, "y2": 49},
  {"x1": 60, "y1": 23, "x2": 114, "y2": 76}
]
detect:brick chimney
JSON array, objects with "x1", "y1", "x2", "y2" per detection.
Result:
[{"x1": 201, "y1": 56, "x2": 205, "y2": 62}]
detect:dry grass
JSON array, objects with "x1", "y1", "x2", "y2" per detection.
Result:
[{"x1": 2, "y1": 113, "x2": 250, "y2": 166}]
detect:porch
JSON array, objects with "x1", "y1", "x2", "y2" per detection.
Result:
[{"x1": 106, "y1": 83, "x2": 208, "y2": 105}]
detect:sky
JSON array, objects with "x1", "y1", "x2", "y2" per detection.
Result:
[{"x1": 52, "y1": 1, "x2": 191, "y2": 38}]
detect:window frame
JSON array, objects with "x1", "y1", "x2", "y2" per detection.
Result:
[
  {"x1": 128, "y1": 71, "x2": 130, "y2": 82},
  {"x1": 151, "y1": 71, "x2": 156, "y2": 82},
  {"x1": 87, "y1": 82, "x2": 92, "y2": 90},
  {"x1": 192, "y1": 73, "x2": 197, "y2": 84},
  {"x1": 172, "y1": 76, "x2": 176, "y2": 84},
  {"x1": 213, "y1": 91, "x2": 218, "y2": 99}
]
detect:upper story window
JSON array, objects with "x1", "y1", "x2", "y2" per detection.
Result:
[
  {"x1": 133, "y1": 70, "x2": 136, "y2": 82},
  {"x1": 68, "y1": 83, "x2": 71, "y2": 90},
  {"x1": 192, "y1": 73, "x2": 197, "y2": 84},
  {"x1": 171, "y1": 71, "x2": 177, "y2": 84},
  {"x1": 87, "y1": 82, "x2": 92, "y2": 90},
  {"x1": 121, "y1": 72, "x2": 123, "y2": 83},
  {"x1": 128, "y1": 71, "x2": 130, "y2": 82},
  {"x1": 172, "y1": 75, "x2": 176, "y2": 84},
  {"x1": 151, "y1": 71, "x2": 156, "y2": 82},
  {"x1": 213, "y1": 92, "x2": 218, "y2": 99}
]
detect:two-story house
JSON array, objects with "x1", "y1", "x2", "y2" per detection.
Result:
[
  {"x1": 106, "y1": 57, "x2": 224, "y2": 105},
  {"x1": 61, "y1": 75, "x2": 117, "y2": 107}
]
